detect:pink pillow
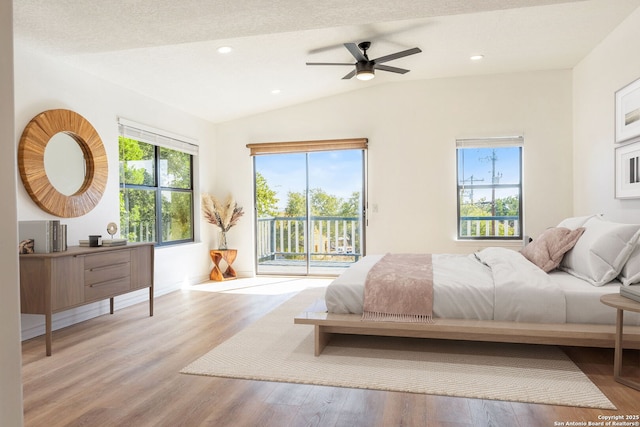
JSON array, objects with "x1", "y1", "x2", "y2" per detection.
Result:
[{"x1": 521, "y1": 227, "x2": 585, "y2": 273}]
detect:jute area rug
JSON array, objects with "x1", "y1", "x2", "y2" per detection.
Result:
[{"x1": 181, "y1": 287, "x2": 615, "y2": 409}]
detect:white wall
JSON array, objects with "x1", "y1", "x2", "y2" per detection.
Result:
[
  {"x1": 216, "y1": 69, "x2": 574, "y2": 274},
  {"x1": 573, "y1": 6, "x2": 640, "y2": 222},
  {"x1": 15, "y1": 45, "x2": 217, "y2": 339},
  {"x1": 1, "y1": 2, "x2": 24, "y2": 425}
]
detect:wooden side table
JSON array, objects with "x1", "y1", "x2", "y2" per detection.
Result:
[
  {"x1": 600, "y1": 293, "x2": 640, "y2": 390},
  {"x1": 209, "y1": 249, "x2": 238, "y2": 281}
]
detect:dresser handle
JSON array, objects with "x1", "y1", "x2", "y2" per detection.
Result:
[
  {"x1": 89, "y1": 262, "x2": 129, "y2": 272},
  {"x1": 89, "y1": 277, "x2": 128, "y2": 288}
]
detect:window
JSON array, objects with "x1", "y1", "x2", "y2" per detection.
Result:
[
  {"x1": 456, "y1": 137, "x2": 523, "y2": 240},
  {"x1": 118, "y1": 119, "x2": 197, "y2": 246}
]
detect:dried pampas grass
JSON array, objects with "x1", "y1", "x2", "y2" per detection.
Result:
[{"x1": 202, "y1": 193, "x2": 244, "y2": 231}]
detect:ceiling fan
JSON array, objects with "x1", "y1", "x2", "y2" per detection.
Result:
[{"x1": 306, "y1": 41, "x2": 422, "y2": 81}]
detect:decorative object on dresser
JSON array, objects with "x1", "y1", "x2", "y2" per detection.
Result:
[
  {"x1": 19, "y1": 243, "x2": 154, "y2": 356},
  {"x1": 106, "y1": 221, "x2": 118, "y2": 237},
  {"x1": 201, "y1": 193, "x2": 244, "y2": 250},
  {"x1": 101, "y1": 238, "x2": 127, "y2": 247},
  {"x1": 18, "y1": 220, "x2": 67, "y2": 253},
  {"x1": 19, "y1": 239, "x2": 34, "y2": 254},
  {"x1": 18, "y1": 109, "x2": 108, "y2": 217},
  {"x1": 89, "y1": 235, "x2": 102, "y2": 247},
  {"x1": 100, "y1": 221, "x2": 127, "y2": 246}
]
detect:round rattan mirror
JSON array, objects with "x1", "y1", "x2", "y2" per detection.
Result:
[{"x1": 18, "y1": 109, "x2": 108, "y2": 218}]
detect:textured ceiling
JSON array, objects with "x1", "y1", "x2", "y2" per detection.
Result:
[{"x1": 13, "y1": 0, "x2": 640, "y2": 123}]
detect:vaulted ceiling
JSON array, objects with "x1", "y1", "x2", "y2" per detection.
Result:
[{"x1": 13, "y1": 0, "x2": 640, "y2": 123}]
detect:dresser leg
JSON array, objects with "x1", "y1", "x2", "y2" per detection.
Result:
[
  {"x1": 149, "y1": 286, "x2": 154, "y2": 316},
  {"x1": 45, "y1": 311, "x2": 52, "y2": 357},
  {"x1": 110, "y1": 297, "x2": 114, "y2": 314}
]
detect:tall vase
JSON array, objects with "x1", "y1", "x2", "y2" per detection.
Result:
[{"x1": 218, "y1": 230, "x2": 228, "y2": 250}]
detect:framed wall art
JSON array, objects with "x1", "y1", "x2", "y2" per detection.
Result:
[
  {"x1": 615, "y1": 140, "x2": 640, "y2": 199},
  {"x1": 615, "y1": 77, "x2": 640, "y2": 143}
]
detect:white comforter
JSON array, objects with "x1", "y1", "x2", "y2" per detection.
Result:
[{"x1": 325, "y1": 247, "x2": 567, "y2": 323}]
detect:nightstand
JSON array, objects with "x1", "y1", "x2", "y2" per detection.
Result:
[{"x1": 600, "y1": 293, "x2": 640, "y2": 390}]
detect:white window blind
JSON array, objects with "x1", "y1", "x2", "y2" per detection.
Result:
[
  {"x1": 456, "y1": 136, "x2": 523, "y2": 149},
  {"x1": 118, "y1": 118, "x2": 199, "y2": 156}
]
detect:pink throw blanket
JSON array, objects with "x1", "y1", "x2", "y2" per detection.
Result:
[{"x1": 362, "y1": 253, "x2": 434, "y2": 323}]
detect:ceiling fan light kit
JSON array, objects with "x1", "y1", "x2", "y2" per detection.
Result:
[
  {"x1": 306, "y1": 41, "x2": 421, "y2": 81},
  {"x1": 356, "y1": 62, "x2": 375, "y2": 80}
]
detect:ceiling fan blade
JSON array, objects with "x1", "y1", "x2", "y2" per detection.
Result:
[
  {"x1": 375, "y1": 64, "x2": 410, "y2": 74},
  {"x1": 373, "y1": 47, "x2": 422, "y2": 64},
  {"x1": 344, "y1": 43, "x2": 367, "y2": 62},
  {"x1": 342, "y1": 69, "x2": 356, "y2": 80},
  {"x1": 306, "y1": 62, "x2": 354, "y2": 66}
]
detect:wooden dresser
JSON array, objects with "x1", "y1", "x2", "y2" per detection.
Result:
[{"x1": 19, "y1": 243, "x2": 154, "y2": 356}]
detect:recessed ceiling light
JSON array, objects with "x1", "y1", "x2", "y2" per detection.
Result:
[
  {"x1": 271, "y1": 89, "x2": 281, "y2": 95},
  {"x1": 470, "y1": 55, "x2": 484, "y2": 61},
  {"x1": 217, "y1": 46, "x2": 233, "y2": 54}
]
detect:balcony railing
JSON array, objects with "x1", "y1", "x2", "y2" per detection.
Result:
[
  {"x1": 257, "y1": 216, "x2": 362, "y2": 263},
  {"x1": 459, "y1": 215, "x2": 520, "y2": 238}
]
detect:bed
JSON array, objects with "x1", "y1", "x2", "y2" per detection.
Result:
[{"x1": 295, "y1": 215, "x2": 640, "y2": 355}]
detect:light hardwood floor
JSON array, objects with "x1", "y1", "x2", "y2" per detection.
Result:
[{"x1": 22, "y1": 281, "x2": 640, "y2": 427}]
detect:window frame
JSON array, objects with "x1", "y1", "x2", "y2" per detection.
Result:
[
  {"x1": 456, "y1": 137, "x2": 523, "y2": 241},
  {"x1": 248, "y1": 138, "x2": 368, "y2": 276},
  {"x1": 118, "y1": 120, "x2": 197, "y2": 247}
]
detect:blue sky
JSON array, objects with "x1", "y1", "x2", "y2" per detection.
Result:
[
  {"x1": 255, "y1": 150, "x2": 363, "y2": 211},
  {"x1": 457, "y1": 147, "x2": 521, "y2": 185},
  {"x1": 254, "y1": 147, "x2": 518, "y2": 211},
  {"x1": 457, "y1": 147, "x2": 521, "y2": 203}
]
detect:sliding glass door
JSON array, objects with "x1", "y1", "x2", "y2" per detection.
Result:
[
  {"x1": 254, "y1": 149, "x2": 365, "y2": 276},
  {"x1": 256, "y1": 152, "x2": 308, "y2": 275}
]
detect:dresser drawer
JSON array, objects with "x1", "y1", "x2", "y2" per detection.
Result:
[
  {"x1": 84, "y1": 250, "x2": 131, "y2": 302},
  {"x1": 85, "y1": 261, "x2": 130, "y2": 285},
  {"x1": 84, "y1": 250, "x2": 131, "y2": 270},
  {"x1": 85, "y1": 277, "x2": 131, "y2": 301}
]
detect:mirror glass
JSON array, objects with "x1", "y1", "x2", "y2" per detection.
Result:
[{"x1": 44, "y1": 132, "x2": 86, "y2": 196}]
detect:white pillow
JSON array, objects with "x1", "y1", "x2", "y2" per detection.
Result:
[
  {"x1": 560, "y1": 216, "x2": 640, "y2": 286},
  {"x1": 619, "y1": 245, "x2": 640, "y2": 286},
  {"x1": 557, "y1": 214, "x2": 598, "y2": 230}
]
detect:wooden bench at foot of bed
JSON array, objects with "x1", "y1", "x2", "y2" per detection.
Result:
[{"x1": 294, "y1": 302, "x2": 640, "y2": 356}]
